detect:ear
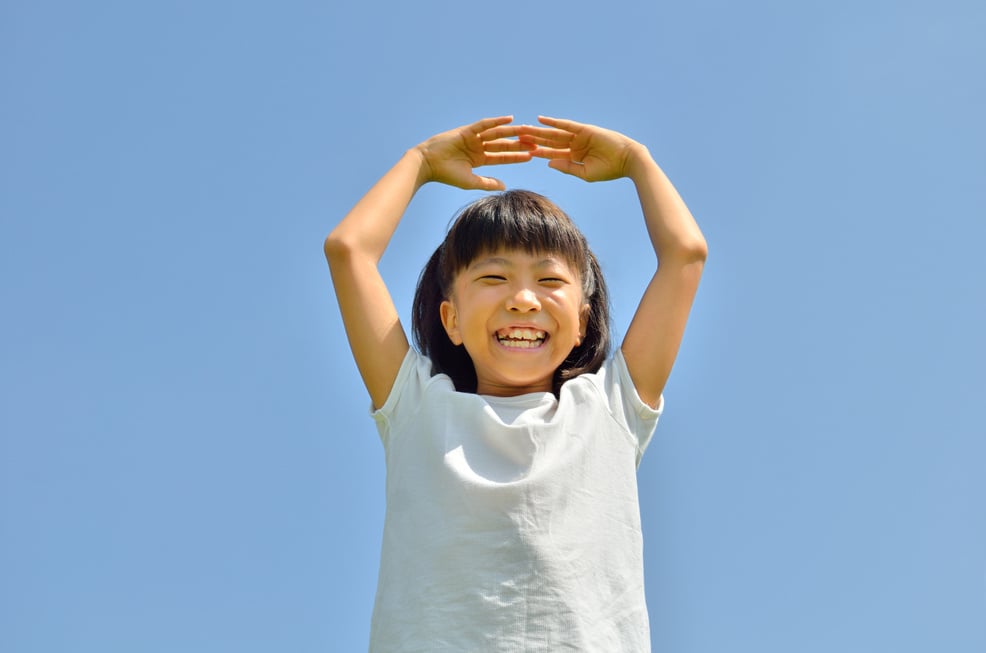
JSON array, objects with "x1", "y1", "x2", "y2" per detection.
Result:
[
  {"x1": 440, "y1": 299, "x2": 463, "y2": 345},
  {"x1": 576, "y1": 302, "x2": 590, "y2": 346}
]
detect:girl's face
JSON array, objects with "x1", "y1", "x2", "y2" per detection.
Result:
[{"x1": 440, "y1": 248, "x2": 589, "y2": 396}]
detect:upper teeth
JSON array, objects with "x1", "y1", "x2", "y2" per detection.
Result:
[{"x1": 498, "y1": 328, "x2": 545, "y2": 341}]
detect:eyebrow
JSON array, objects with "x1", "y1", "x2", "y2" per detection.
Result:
[{"x1": 468, "y1": 256, "x2": 565, "y2": 270}]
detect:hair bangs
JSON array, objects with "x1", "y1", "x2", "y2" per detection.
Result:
[{"x1": 440, "y1": 191, "x2": 589, "y2": 291}]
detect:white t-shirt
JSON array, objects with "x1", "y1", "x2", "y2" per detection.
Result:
[{"x1": 368, "y1": 348, "x2": 662, "y2": 652}]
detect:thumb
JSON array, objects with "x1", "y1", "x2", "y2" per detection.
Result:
[
  {"x1": 468, "y1": 175, "x2": 506, "y2": 191},
  {"x1": 548, "y1": 159, "x2": 587, "y2": 180}
]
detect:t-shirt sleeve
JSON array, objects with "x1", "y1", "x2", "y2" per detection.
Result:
[
  {"x1": 369, "y1": 348, "x2": 435, "y2": 449},
  {"x1": 599, "y1": 349, "x2": 664, "y2": 465}
]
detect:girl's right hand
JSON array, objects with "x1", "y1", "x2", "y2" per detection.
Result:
[{"x1": 414, "y1": 116, "x2": 534, "y2": 191}]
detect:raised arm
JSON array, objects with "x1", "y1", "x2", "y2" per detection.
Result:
[
  {"x1": 324, "y1": 117, "x2": 533, "y2": 408},
  {"x1": 521, "y1": 117, "x2": 707, "y2": 407}
]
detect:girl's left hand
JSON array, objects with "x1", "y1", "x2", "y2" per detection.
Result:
[{"x1": 519, "y1": 116, "x2": 648, "y2": 182}]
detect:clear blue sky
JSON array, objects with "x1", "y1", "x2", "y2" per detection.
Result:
[{"x1": 2, "y1": 1, "x2": 984, "y2": 651}]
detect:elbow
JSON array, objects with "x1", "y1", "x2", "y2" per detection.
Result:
[
  {"x1": 684, "y1": 237, "x2": 708, "y2": 263},
  {"x1": 665, "y1": 237, "x2": 708, "y2": 267},
  {"x1": 323, "y1": 231, "x2": 355, "y2": 264},
  {"x1": 324, "y1": 229, "x2": 383, "y2": 275}
]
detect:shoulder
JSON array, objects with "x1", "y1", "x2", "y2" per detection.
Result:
[
  {"x1": 573, "y1": 351, "x2": 661, "y2": 409},
  {"x1": 564, "y1": 350, "x2": 664, "y2": 461},
  {"x1": 370, "y1": 348, "x2": 455, "y2": 439}
]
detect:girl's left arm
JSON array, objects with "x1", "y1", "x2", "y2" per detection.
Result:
[
  {"x1": 620, "y1": 145, "x2": 707, "y2": 408},
  {"x1": 522, "y1": 117, "x2": 707, "y2": 408}
]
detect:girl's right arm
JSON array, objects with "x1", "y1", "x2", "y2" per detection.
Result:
[{"x1": 324, "y1": 117, "x2": 532, "y2": 409}]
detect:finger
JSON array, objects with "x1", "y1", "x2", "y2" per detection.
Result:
[
  {"x1": 519, "y1": 134, "x2": 573, "y2": 150},
  {"x1": 479, "y1": 124, "x2": 524, "y2": 141},
  {"x1": 518, "y1": 125, "x2": 574, "y2": 143},
  {"x1": 484, "y1": 138, "x2": 536, "y2": 153},
  {"x1": 538, "y1": 115, "x2": 585, "y2": 132},
  {"x1": 528, "y1": 146, "x2": 571, "y2": 160},
  {"x1": 547, "y1": 158, "x2": 587, "y2": 180},
  {"x1": 469, "y1": 116, "x2": 514, "y2": 134},
  {"x1": 468, "y1": 174, "x2": 506, "y2": 191},
  {"x1": 483, "y1": 151, "x2": 533, "y2": 165}
]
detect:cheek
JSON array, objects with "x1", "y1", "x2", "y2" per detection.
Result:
[
  {"x1": 451, "y1": 297, "x2": 490, "y2": 336},
  {"x1": 550, "y1": 293, "x2": 585, "y2": 321}
]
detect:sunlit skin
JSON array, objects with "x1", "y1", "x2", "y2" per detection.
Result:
[
  {"x1": 326, "y1": 115, "x2": 706, "y2": 409},
  {"x1": 440, "y1": 249, "x2": 589, "y2": 396}
]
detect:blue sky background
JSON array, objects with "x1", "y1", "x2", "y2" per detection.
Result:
[{"x1": 2, "y1": 1, "x2": 984, "y2": 651}]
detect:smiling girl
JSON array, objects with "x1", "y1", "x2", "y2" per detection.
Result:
[{"x1": 325, "y1": 116, "x2": 706, "y2": 652}]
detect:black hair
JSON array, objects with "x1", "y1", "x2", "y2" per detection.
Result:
[{"x1": 412, "y1": 189, "x2": 610, "y2": 394}]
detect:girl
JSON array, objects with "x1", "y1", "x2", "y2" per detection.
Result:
[{"x1": 325, "y1": 116, "x2": 706, "y2": 652}]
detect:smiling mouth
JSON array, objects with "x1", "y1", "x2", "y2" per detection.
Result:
[{"x1": 495, "y1": 328, "x2": 547, "y2": 349}]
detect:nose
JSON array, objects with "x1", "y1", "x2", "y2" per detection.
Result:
[{"x1": 506, "y1": 286, "x2": 541, "y2": 312}]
